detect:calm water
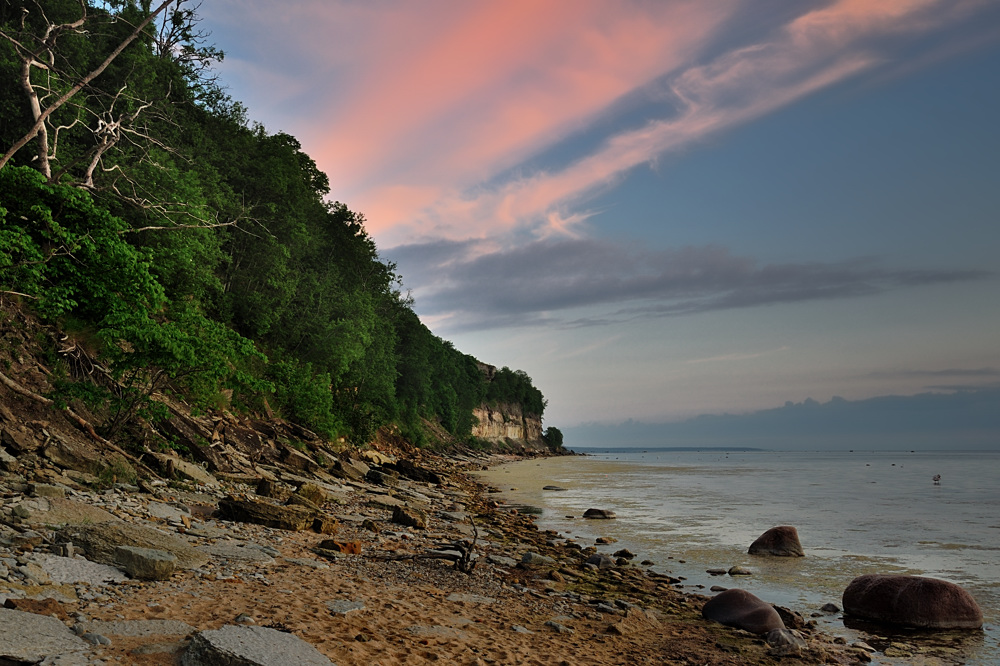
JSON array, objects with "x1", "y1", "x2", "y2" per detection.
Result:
[{"x1": 477, "y1": 449, "x2": 1000, "y2": 665}]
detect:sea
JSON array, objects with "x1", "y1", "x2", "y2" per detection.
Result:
[{"x1": 476, "y1": 449, "x2": 1000, "y2": 665}]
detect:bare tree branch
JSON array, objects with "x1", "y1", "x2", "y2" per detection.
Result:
[{"x1": 0, "y1": 0, "x2": 174, "y2": 172}]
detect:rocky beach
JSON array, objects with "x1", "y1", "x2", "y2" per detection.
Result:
[{"x1": 0, "y1": 435, "x2": 887, "y2": 666}]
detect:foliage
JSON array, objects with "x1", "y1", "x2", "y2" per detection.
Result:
[
  {"x1": 542, "y1": 426, "x2": 564, "y2": 451},
  {"x1": 0, "y1": 0, "x2": 552, "y2": 447}
]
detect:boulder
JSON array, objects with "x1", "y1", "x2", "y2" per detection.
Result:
[
  {"x1": 843, "y1": 574, "x2": 983, "y2": 629},
  {"x1": 182, "y1": 624, "x2": 334, "y2": 666},
  {"x1": 702, "y1": 589, "x2": 785, "y2": 634},
  {"x1": 749, "y1": 526, "x2": 804, "y2": 557},
  {"x1": 583, "y1": 508, "x2": 617, "y2": 519},
  {"x1": 217, "y1": 496, "x2": 315, "y2": 531},
  {"x1": 294, "y1": 482, "x2": 327, "y2": 506},
  {"x1": 391, "y1": 505, "x2": 427, "y2": 529},
  {"x1": 150, "y1": 452, "x2": 218, "y2": 485},
  {"x1": 115, "y1": 545, "x2": 177, "y2": 580},
  {"x1": 57, "y1": 522, "x2": 209, "y2": 569}
]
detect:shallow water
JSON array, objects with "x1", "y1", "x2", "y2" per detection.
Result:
[{"x1": 477, "y1": 449, "x2": 1000, "y2": 665}]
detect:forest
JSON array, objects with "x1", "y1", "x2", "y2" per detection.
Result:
[{"x1": 0, "y1": 0, "x2": 556, "y2": 450}]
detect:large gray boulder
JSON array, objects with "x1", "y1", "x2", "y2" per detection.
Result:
[
  {"x1": 56, "y1": 521, "x2": 209, "y2": 569},
  {"x1": 843, "y1": 574, "x2": 983, "y2": 629},
  {"x1": 748, "y1": 526, "x2": 804, "y2": 557},
  {"x1": 0, "y1": 608, "x2": 91, "y2": 665},
  {"x1": 182, "y1": 625, "x2": 334, "y2": 666},
  {"x1": 702, "y1": 588, "x2": 785, "y2": 634}
]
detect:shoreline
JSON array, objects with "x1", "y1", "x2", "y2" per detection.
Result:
[{"x1": 3, "y1": 446, "x2": 872, "y2": 665}]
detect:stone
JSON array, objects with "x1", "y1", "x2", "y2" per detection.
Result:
[
  {"x1": 182, "y1": 624, "x2": 334, "y2": 666},
  {"x1": 613, "y1": 548, "x2": 636, "y2": 559},
  {"x1": 391, "y1": 505, "x2": 427, "y2": 529},
  {"x1": 317, "y1": 539, "x2": 361, "y2": 555},
  {"x1": 366, "y1": 468, "x2": 398, "y2": 487},
  {"x1": 842, "y1": 574, "x2": 983, "y2": 629},
  {"x1": 1, "y1": 426, "x2": 39, "y2": 453},
  {"x1": 312, "y1": 514, "x2": 339, "y2": 535},
  {"x1": 150, "y1": 452, "x2": 218, "y2": 485},
  {"x1": 0, "y1": 607, "x2": 91, "y2": 664},
  {"x1": 586, "y1": 553, "x2": 616, "y2": 570},
  {"x1": 728, "y1": 566, "x2": 752, "y2": 576},
  {"x1": 57, "y1": 521, "x2": 209, "y2": 569},
  {"x1": 749, "y1": 526, "x2": 805, "y2": 557},
  {"x1": 520, "y1": 551, "x2": 556, "y2": 567},
  {"x1": 19, "y1": 497, "x2": 118, "y2": 526},
  {"x1": 326, "y1": 599, "x2": 365, "y2": 615},
  {"x1": 542, "y1": 485, "x2": 567, "y2": 491},
  {"x1": 29, "y1": 482, "x2": 66, "y2": 498},
  {"x1": 295, "y1": 482, "x2": 327, "y2": 506},
  {"x1": 217, "y1": 496, "x2": 315, "y2": 531},
  {"x1": 255, "y1": 478, "x2": 283, "y2": 499},
  {"x1": 702, "y1": 588, "x2": 785, "y2": 634},
  {"x1": 199, "y1": 540, "x2": 277, "y2": 564},
  {"x1": 115, "y1": 546, "x2": 177, "y2": 580},
  {"x1": 767, "y1": 628, "x2": 807, "y2": 656},
  {"x1": 3, "y1": 597, "x2": 72, "y2": 621},
  {"x1": 583, "y1": 508, "x2": 616, "y2": 519}
]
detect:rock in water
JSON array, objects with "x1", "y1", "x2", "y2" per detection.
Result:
[
  {"x1": 748, "y1": 526, "x2": 804, "y2": 557},
  {"x1": 182, "y1": 625, "x2": 334, "y2": 666},
  {"x1": 843, "y1": 574, "x2": 983, "y2": 629},
  {"x1": 583, "y1": 508, "x2": 617, "y2": 519},
  {"x1": 702, "y1": 588, "x2": 785, "y2": 634}
]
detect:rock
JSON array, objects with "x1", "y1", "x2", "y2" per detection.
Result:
[
  {"x1": 613, "y1": 548, "x2": 636, "y2": 559},
  {"x1": 385, "y1": 459, "x2": 443, "y2": 485},
  {"x1": 3, "y1": 597, "x2": 71, "y2": 621},
  {"x1": 391, "y1": 505, "x2": 427, "y2": 529},
  {"x1": 595, "y1": 536, "x2": 617, "y2": 544},
  {"x1": 1, "y1": 426, "x2": 40, "y2": 453},
  {"x1": 317, "y1": 539, "x2": 361, "y2": 555},
  {"x1": 329, "y1": 459, "x2": 365, "y2": 482},
  {"x1": 255, "y1": 478, "x2": 284, "y2": 499},
  {"x1": 56, "y1": 522, "x2": 209, "y2": 569},
  {"x1": 749, "y1": 526, "x2": 804, "y2": 557},
  {"x1": 544, "y1": 620, "x2": 574, "y2": 634},
  {"x1": 583, "y1": 508, "x2": 617, "y2": 519},
  {"x1": 326, "y1": 599, "x2": 365, "y2": 615},
  {"x1": 19, "y1": 497, "x2": 118, "y2": 526},
  {"x1": 150, "y1": 452, "x2": 218, "y2": 485},
  {"x1": 29, "y1": 482, "x2": 66, "y2": 498},
  {"x1": 820, "y1": 603, "x2": 840, "y2": 613},
  {"x1": 0, "y1": 607, "x2": 91, "y2": 664},
  {"x1": 767, "y1": 628, "x2": 807, "y2": 656},
  {"x1": 542, "y1": 485, "x2": 567, "y2": 491},
  {"x1": 182, "y1": 624, "x2": 334, "y2": 666},
  {"x1": 360, "y1": 449, "x2": 394, "y2": 465},
  {"x1": 728, "y1": 565, "x2": 752, "y2": 576},
  {"x1": 520, "y1": 551, "x2": 556, "y2": 567},
  {"x1": 586, "y1": 553, "x2": 616, "y2": 570},
  {"x1": 312, "y1": 514, "x2": 339, "y2": 534},
  {"x1": 0, "y1": 446, "x2": 19, "y2": 471},
  {"x1": 295, "y1": 482, "x2": 326, "y2": 505},
  {"x1": 115, "y1": 545, "x2": 177, "y2": 580},
  {"x1": 702, "y1": 588, "x2": 785, "y2": 634},
  {"x1": 366, "y1": 468, "x2": 398, "y2": 487},
  {"x1": 198, "y1": 540, "x2": 277, "y2": 564},
  {"x1": 217, "y1": 496, "x2": 315, "y2": 531},
  {"x1": 843, "y1": 574, "x2": 983, "y2": 629}
]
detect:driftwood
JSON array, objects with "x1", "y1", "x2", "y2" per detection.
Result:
[{"x1": 367, "y1": 516, "x2": 479, "y2": 574}]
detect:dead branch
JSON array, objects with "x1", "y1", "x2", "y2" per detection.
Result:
[{"x1": 0, "y1": 0, "x2": 174, "y2": 172}]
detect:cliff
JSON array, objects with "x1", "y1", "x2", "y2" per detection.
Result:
[{"x1": 470, "y1": 403, "x2": 544, "y2": 448}]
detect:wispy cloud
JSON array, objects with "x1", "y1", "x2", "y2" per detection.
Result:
[
  {"x1": 333, "y1": 0, "x2": 987, "y2": 245},
  {"x1": 385, "y1": 238, "x2": 992, "y2": 332}
]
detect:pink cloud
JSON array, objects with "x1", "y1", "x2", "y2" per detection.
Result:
[{"x1": 359, "y1": 0, "x2": 988, "y2": 247}]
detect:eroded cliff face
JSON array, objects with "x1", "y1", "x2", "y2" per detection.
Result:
[{"x1": 471, "y1": 403, "x2": 543, "y2": 447}]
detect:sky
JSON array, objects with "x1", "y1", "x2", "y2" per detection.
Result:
[{"x1": 199, "y1": 0, "x2": 1000, "y2": 431}]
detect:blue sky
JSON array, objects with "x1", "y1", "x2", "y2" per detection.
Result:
[{"x1": 201, "y1": 0, "x2": 1000, "y2": 428}]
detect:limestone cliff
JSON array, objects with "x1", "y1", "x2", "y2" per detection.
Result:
[{"x1": 470, "y1": 403, "x2": 543, "y2": 447}]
